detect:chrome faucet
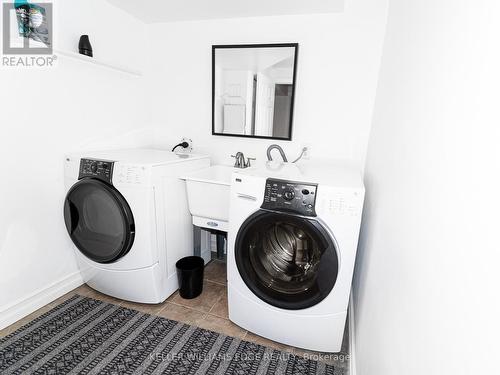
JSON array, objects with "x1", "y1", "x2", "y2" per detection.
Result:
[
  {"x1": 231, "y1": 152, "x2": 255, "y2": 168},
  {"x1": 266, "y1": 144, "x2": 288, "y2": 162}
]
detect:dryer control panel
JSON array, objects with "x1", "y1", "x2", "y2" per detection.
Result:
[
  {"x1": 78, "y1": 159, "x2": 114, "y2": 184},
  {"x1": 262, "y1": 178, "x2": 318, "y2": 217}
]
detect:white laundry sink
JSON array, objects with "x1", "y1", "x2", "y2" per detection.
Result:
[{"x1": 182, "y1": 165, "x2": 235, "y2": 231}]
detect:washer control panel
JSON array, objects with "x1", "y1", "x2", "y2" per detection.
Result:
[
  {"x1": 262, "y1": 178, "x2": 318, "y2": 216},
  {"x1": 78, "y1": 159, "x2": 114, "y2": 184}
]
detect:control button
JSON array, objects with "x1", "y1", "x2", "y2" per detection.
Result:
[
  {"x1": 307, "y1": 204, "x2": 313, "y2": 209},
  {"x1": 283, "y1": 189, "x2": 295, "y2": 201},
  {"x1": 90, "y1": 162, "x2": 98, "y2": 173},
  {"x1": 302, "y1": 189, "x2": 310, "y2": 195}
]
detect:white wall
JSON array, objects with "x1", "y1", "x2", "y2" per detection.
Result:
[
  {"x1": 353, "y1": 1, "x2": 500, "y2": 374},
  {"x1": 0, "y1": 0, "x2": 151, "y2": 328},
  {"x1": 146, "y1": 0, "x2": 388, "y2": 168}
]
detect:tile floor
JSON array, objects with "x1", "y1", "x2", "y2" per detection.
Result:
[{"x1": 0, "y1": 260, "x2": 349, "y2": 366}]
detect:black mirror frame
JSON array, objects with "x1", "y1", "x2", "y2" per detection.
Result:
[{"x1": 212, "y1": 43, "x2": 299, "y2": 141}]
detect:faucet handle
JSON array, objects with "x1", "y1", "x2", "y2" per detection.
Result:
[{"x1": 245, "y1": 157, "x2": 256, "y2": 167}]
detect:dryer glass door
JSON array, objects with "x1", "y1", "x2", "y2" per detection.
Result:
[
  {"x1": 235, "y1": 210, "x2": 338, "y2": 310},
  {"x1": 64, "y1": 178, "x2": 135, "y2": 264}
]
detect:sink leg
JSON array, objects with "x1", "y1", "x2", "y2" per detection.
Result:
[
  {"x1": 216, "y1": 233, "x2": 226, "y2": 260},
  {"x1": 193, "y1": 225, "x2": 201, "y2": 257}
]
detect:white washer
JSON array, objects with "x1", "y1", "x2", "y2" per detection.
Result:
[
  {"x1": 63, "y1": 149, "x2": 210, "y2": 303},
  {"x1": 227, "y1": 164, "x2": 364, "y2": 352}
]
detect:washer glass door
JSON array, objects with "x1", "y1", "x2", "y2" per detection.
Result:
[
  {"x1": 64, "y1": 178, "x2": 135, "y2": 264},
  {"x1": 235, "y1": 210, "x2": 339, "y2": 310}
]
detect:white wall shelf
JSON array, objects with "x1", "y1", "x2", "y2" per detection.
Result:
[
  {"x1": 8, "y1": 39, "x2": 143, "y2": 76},
  {"x1": 55, "y1": 49, "x2": 143, "y2": 77}
]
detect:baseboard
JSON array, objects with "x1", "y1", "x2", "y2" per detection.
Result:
[
  {"x1": 349, "y1": 296, "x2": 357, "y2": 375},
  {"x1": 0, "y1": 271, "x2": 84, "y2": 330}
]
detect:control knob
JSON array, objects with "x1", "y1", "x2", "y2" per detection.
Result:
[
  {"x1": 90, "y1": 162, "x2": 98, "y2": 173},
  {"x1": 283, "y1": 188, "x2": 295, "y2": 201}
]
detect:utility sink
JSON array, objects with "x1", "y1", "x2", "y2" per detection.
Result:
[{"x1": 182, "y1": 165, "x2": 235, "y2": 231}]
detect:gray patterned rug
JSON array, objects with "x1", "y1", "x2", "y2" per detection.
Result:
[{"x1": 0, "y1": 295, "x2": 345, "y2": 374}]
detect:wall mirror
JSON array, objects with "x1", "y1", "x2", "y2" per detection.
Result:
[{"x1": 212, "y1": 43, "x2": 298, "y2": 140}]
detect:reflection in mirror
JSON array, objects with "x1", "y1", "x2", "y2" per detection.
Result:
[{"x1": 212, "y1": 44, "x2": 298, "y2": 140}]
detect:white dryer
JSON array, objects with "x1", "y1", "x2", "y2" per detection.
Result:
[
  {"x1": 227, "y1": 164, "x2": 364, "y2": 352},
  {"x1": 63, "y1": 149, "x2": 209, "y2": 303}
]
